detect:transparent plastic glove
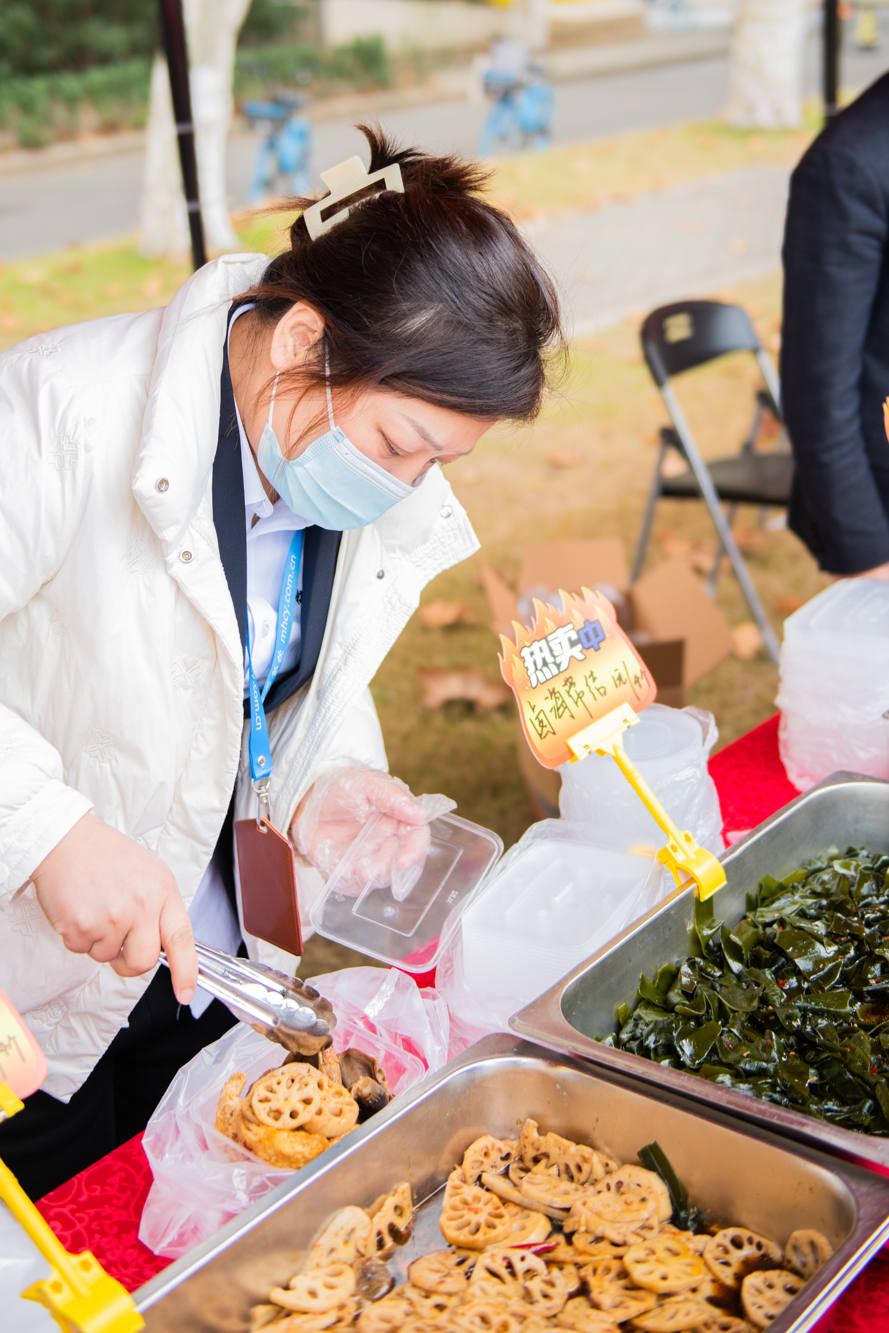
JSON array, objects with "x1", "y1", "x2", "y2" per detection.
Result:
[{"x1": 292, "y1": 767, "x2": 455, "y2": 897}]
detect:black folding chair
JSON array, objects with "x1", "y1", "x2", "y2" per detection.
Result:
[{"x1": 633, "y1": 299, "x2": 793, "y2": 665}]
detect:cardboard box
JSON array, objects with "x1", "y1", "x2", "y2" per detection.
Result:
[{"x1": 482, "y1": 539, "x2": 733, "y2": 818}]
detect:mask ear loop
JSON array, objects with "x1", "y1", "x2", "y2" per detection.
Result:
[
  {"x1": 268, "y1": 372, "x2": 279, "y2": 429},
  {"x1": 324, "y1": 343, "x2": 335, "y2": 431}
]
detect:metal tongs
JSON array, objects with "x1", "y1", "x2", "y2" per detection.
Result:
[{"x1": 160, "y1": 941, "x2": 335, "y2": 1055}]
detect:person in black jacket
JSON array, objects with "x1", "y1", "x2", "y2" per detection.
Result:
[{"x1": 782, "y1": 72, "x2": 889, "y2": 578}]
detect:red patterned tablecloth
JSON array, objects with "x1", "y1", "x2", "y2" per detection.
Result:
[{"x1": 31, "y1": 714, "x2": 889, "y2": 1329}]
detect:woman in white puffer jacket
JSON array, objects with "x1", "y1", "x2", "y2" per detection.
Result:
[{"x1": 0, "y1": 127, "x2": 562, "y2": 1196}]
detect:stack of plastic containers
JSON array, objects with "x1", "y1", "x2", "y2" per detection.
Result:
[
  {"x1": 777, "y1": 580, "x2": 889, "y2": 791},
  {"x1": 459, "y1": 821, "x2": 663, "y2": 1006},
  {"x1": 557, "y1": 703, "x2": 724, "y2": 856}
]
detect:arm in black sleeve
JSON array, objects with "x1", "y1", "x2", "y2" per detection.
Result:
[{"x1": 781, "y1": 141, "x2": 889, "y2": 573}]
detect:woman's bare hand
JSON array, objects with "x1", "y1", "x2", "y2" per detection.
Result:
[{"x1": 30, "y1": 813, "x2": 198, "y2": 1004}]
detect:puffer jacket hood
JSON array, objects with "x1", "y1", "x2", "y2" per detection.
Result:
[{"x1": 0, "y1": 254, "x2": 479, "y2": 1099}]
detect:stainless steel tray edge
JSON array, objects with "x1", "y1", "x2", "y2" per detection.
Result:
[
  {"x1": 510, "y1": 771, "x2": 889, "y2": 1172},
  {"x1": 133, "y1": 1033, "x2": 889, "y2": 1333}
]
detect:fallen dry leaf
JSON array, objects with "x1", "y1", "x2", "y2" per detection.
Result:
[
  {"x1": 733, "y1": 525, "x2": 768, "y2": 555},
  {"x1": 775, "y1": 595, "x2": 804, "y2": 615},
  {"x1": 731, "y1": 622, "x2": 764, "y2": 660},
  {"x1": 419, "y1": 600, "x2": 476, "y2": 629},
  {"x1": 546, "y1": 450, "x2": 583, "y2": 469},
  {"x1": 417, "y1": 668, "x2": 511, "y2": 711}
]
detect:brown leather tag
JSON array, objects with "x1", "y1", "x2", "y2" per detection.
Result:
[{"x1": 235, "y1": 817, "x2": 303, "y2": 957}]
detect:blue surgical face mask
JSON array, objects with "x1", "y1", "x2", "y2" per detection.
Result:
[{"x1": 257, "y1": 362, "x2": 416, "y2": 530}]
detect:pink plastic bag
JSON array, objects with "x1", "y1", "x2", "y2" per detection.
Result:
[{"x1": 138, "y1": 968, "x2": 449, "y2": 1260}]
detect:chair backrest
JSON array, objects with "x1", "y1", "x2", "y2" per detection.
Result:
[{"x1": 641, "y1": 300, "x2": 760, "y2": 387}]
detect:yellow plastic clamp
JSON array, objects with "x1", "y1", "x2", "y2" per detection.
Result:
[
  {"x1": 567, "y1": 704, "x2": 726, "y2": 901},
  {"x1": 0, "y1": 1085, "x2": 144, "y2": 1333}
]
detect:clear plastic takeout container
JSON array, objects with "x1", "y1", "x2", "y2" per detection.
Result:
[{"x1": 309, "y1": 812, "x2": 503, "y2": 972}]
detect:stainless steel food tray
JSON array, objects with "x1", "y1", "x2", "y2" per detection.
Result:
[
  {"x1": 512, "y1": 770, "x2": 889, "y2": 1174},
  {"x1": 134, "y1": 1033, "x2": 889, "y2": 1333}
]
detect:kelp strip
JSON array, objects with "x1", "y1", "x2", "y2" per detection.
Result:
[{"x1": 605, "y1": 847, "x2": 889, "y2": 1136}]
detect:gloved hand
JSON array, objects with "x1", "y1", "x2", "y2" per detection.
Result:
[{"x1": 291, "y1": 767, "x2": 455, "y2": 897}]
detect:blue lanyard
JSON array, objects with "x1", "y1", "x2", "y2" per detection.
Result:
[{"x1": 247, "y1": 529, "x2": 304, "y2": 792}]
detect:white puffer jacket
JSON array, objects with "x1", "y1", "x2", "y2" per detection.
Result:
[{"x1": 0, "y1": 254, "x2": 479, "y2": 1100}]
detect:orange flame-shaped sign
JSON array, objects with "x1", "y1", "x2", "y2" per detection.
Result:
[{"x1": 499, "y1": 587, "x2": 657, "y2": 769}]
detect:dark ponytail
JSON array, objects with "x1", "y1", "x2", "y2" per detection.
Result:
[{"x1": 241, "y1": 124, "x2": 565, "y2": 428}]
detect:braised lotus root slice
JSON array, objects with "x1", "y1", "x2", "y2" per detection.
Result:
[
  {"x1": 215, "y1": 1072, "x2": 246, "y2": 1141},
  {"x1": 692, "y1": 1270, "x2": 736, "y2": 1311},
  {"x1": 480, "y1": 1171, "x2": 569, "y2": 1221},
  {"x1": 356, "y1": 1299, "x2": 414, "y2": 1333},
  {"x1": 741, "y1": 1269, "x2": 804, "y2": 1329},
  {"x1": 471, "y1": 1248, "x2": 547, "y2": 1290},
  {"x1": 673, "y1": 1231, "x2": 708, "y2": 1257},
  {"x1": 593, "y1": 1165, "x2": 672, "y2": 1224},
  {"x1": 624, "y1": 1236, "x2": 705, "y2": 1294},
  {"x1": 303, "y1": 1082, "x2": 360, "y2": 1139},
  {"x1": 519, "y1": 1173, "x2": 589, "y2": 1212},
  {"x1": 366, "y1": 1183, "x2": 414, "y2": 1256},
  {"x1": 306, "y1": 1207, "x2": 374, "y2": 1271},
  {"x1": 440, "y1": 1177, "x2": 514, "y2": 1250},
  {"x1": 571, "y1": 1235, "x2": 628, "y2": 1261},
  {"x1": 250, "y1": 1065, "x2": 327, "y2": 1130},
  {"x1": 518, "y1": 1120, "x2": 616, "y2": 1185},
  {"x1": 783, "y1": 1228, "x2": 833, "y2": 1280},
  {"x1": 703, "y1": 1229, "x2": 782, "y2": 1290},
  {"x1": 451, "y1": 1303, "x2": 519, "y2": 1333},
  {"x1": 555, "y1": 1296, "x2": 623, "y2": 1331},
  {"x1": 400, "y1": 1285, "x2": 457, "y2": 1319},
  {"x1": 265, "y1": 1311, "x2": 346, "y2": 1333},
  {"x1": 631, "y1": 1296, "x2": 714, "y2": 1332},
  {"x1": 544, "y1": 1238, "x2": 582, "y2": 1264},
  {"x1": 690, "y1": 1317, "x2": 748, "y2": 1333},
  {"x1": 566, "y1": 1182, "x2": 661, "y2": 1247},
  {"x1": 462, "y1": 1135, "x2": 519, "y2": 1185},
  {"x1": 270, "y1": 1263, "x2": 357, "y2": 1314},
  {"x1": 408, "y1": 1249, "x2": 474, "y2": 1294},
  {"x1": 578, "y1": 1255, "x2": 626, "y2": 1292},
  {"x1": 500, "y1": 1201, "x2": 553, "y2": 1247},
  {"x1": 249, "y1": 1304, "x2": 285, "y2": 1332},
  {"x1": 523, "y1": 1265, "x2": 577, "y2": 1317},
  {"x1": 586, "y1": 1275, "x2": 657, "y2": 1322}
]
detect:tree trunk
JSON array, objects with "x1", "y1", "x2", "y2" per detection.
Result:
[
  {"x1": 725, "y1": 0, "x2": 808, "y2": 129},
  {"x1": 140, "y1": 0, "x2": 252, "y2": 260}
]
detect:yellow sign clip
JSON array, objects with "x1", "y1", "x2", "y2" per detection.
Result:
[
  {"x1": 566, "y1": 704, "x2": 725, "y2": 900},
  {"x1": 0, "y1": 1083, "x2": 145, "y2": 1333}
]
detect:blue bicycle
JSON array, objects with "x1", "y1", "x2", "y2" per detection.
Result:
[
  {"x1": 479, "y1": 62, "x2": 554, "y2": 157},
  {"x1": 243, "y1": 89, "x2": 312, "y2": 204}
]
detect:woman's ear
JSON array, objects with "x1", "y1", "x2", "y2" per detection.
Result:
[{"x1": 269, "y1": 301, "x2": 326, "y2": 370}]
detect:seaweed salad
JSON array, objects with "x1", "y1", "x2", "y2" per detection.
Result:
[{"x1": 604, "y1": 846, "x2": 889, "y2": 1135}]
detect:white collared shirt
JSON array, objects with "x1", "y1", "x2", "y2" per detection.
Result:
[{"x1": 187, "y1": 306, "x2": 309, "y2": 1012}]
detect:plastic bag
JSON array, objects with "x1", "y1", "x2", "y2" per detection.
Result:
[
  {"x1": 558, "y1": 704, "x2": 724, "y2": 858},
  {"x1": 139, "y1": 968, "x2": 448, "y2": 1260},
  {"x1": 777, "y1": 581, "x2": 889, "y2": 791},
  {"x1": 293, "y1": 765, "x2": 455, "y2": 896},
  {"x1": 0, "y1": 1204, "x2": 56, "y2": 1332}
]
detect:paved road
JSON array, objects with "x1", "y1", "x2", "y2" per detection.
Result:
[
  {"x1": 0, "y1": 36, "x2": 885, "y2": 262},
  {"x1": 529, "y1": 160, "x2": 791, "y2": 336}
]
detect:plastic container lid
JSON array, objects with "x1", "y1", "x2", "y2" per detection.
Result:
[
  {"x1": 785, "y1": 580, "x2": 889, "y2": 645},
  {"x1": 309, "y1": 813, "x2": 503, "y2": 972},
  {"x1": 460, "y1": 830, "x2": 660, "y2": 1001}
]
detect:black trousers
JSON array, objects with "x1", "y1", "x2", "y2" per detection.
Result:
[{"x1": 0, "y1": 967, "x2": 237, "y2": 1200}]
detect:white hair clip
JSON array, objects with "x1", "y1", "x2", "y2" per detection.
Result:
[{"x1": 303, "y1": 155, "x2": 404, "y2": 240}]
